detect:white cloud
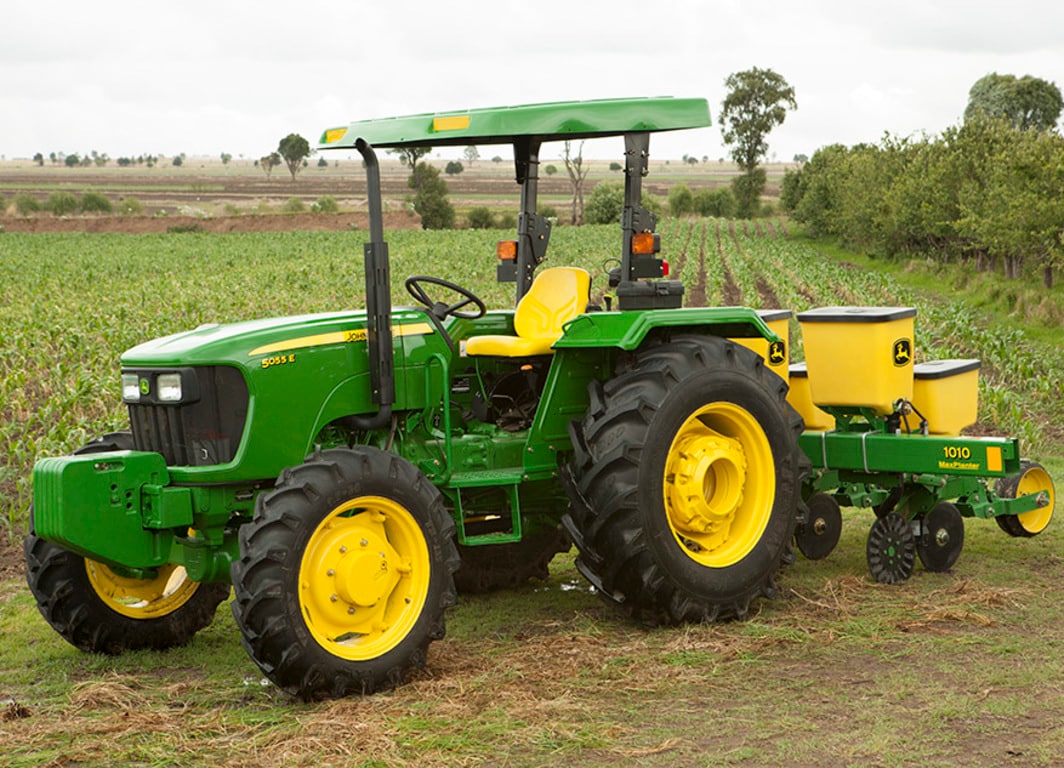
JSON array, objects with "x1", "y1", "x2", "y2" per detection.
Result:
[{"x1": 2, "y1": 0, "x2": 1062, "y2": 161}]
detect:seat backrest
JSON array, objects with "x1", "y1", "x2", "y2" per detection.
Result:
[{"x1": 513, "y1": 267, "x2": 591, "y2": 341}]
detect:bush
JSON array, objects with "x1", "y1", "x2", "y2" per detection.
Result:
[
  {"x1": 45, "y1": 191, "x2": 79, "y2": 216},
  {"x1": 311, "y1": 195, "x2": 339, "y2": 214},
  {"x1": 667, "y1": 183, "x2": 694, "y2": 216},
  {"x1": 445, "y1": 160, "x2": 464, "y2": 175},
  {"x1": 80, "y1": 191, "x2": 113, "y2": 213},
  {"x1": 467, "y1": 206, "x2": 495, "y2": 229},
  {"x1": 497, "y1": 212, "x2": 516, "y2": 230},
  {"x1": 538, "y1": 205, "x2": 558, "y2": 220},
  {"x1": 584, "y1": 181, "x2": 625, "y2": 224},
  {"x1": 282, "y1": 197, "x2": 306, "y2": 214},
  {"x1": 410, "y1": 162, "x2": 454, "y2": 229},
  {"x1": 693, "y1": 187, "x2": 737, "y2": 218},
  {"x1": 118, "y1": 197, "x2": 144, "y2": 215}
]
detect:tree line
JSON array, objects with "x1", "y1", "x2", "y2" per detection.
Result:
[{"x1": 781, "y1": 73, "x2": 1063, "y2": 288}]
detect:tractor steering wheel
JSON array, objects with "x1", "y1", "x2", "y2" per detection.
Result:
[{"x1": 405, "y1": 276, "x2": 487, "y2": 321}]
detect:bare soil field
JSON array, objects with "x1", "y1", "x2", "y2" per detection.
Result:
[{"x1": 0, "y1": 156, "x2": 777, "y2": 232}]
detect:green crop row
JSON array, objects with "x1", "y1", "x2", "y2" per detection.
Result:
[{"x1": 2, "y1": 223, "x2": 1060, "y2": 537}]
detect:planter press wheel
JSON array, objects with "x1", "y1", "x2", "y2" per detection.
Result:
[
  {"x1": 795, "y1": 492, "x2": 842, "y2": 560},
  {"x1": 995, "y1": 459, "x2": 1055, "y2": 538},
  {"x1": 915, "y1": 501, "x2": 965, "y2": 572},
  {"x1": 866, "y1": 511, "x2": 916, "y2": 584}
]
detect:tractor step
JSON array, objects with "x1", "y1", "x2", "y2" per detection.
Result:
[
  {"x1": 447, "y1": 468, "x2": 526, "y2": 488},
  {"x1": 448, "y1": 469, "x2": 524, "y2": 546}
]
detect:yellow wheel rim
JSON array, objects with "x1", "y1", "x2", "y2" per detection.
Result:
[
  {"x1": 1016, "y1": 464, "x2": 1055, "y2": 535},
  {"x1": 85, "y1": 561, "x2": 200, "y2": 620},
  {"x1": 298, "y1": 496, "x2": 431, "y2": 661},
  {"x1": 663, "y1": 402, "x2": 775, "y2": 568}
]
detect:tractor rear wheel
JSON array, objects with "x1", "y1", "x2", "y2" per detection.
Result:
[
  {"x1": 24, "y1": 432, "x2": 229, "y2": 653},
  {"x1": 565, "y1": 335, "x2": 804, "y2": 625},
  {"x1": 454, "y1": 527, "x2": 570, "y2": 593},
  {"x1": 230, "y1": 447, "x2": 459, "y2": 699}
]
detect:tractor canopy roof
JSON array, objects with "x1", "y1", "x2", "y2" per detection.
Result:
[{"x1": 319, "y1": 96, "x2": 710, "y2": 150}]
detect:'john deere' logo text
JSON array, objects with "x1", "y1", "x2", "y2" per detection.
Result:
[
  {"x1": 892, "y1": 338, "x2": 912, "y2": 367},
  {"x1": 768, "y1": 340, "x2": 786, "y2": 365}
]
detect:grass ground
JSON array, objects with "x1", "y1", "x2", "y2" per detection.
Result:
[
  {"x1": 0, "y1": 167, "x2": 1060, "y2": 765},
  {"x1": 3, "y1": 509, "x2": 1064, "y2": 767}
]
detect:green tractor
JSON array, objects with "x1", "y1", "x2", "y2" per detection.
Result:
[
  {"x1": 26, "y1": 97, "x2": 804, "y2": 698},
  {"x1": 25, "y1": 97, "x2": 1054, "y2": 700}
]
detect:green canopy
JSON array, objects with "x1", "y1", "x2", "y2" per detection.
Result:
[{"x1": 319, "y1": 96, "x2": 710, "y2": 149}]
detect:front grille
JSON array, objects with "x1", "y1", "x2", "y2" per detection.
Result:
[{"x1": 128, "y1": 366, "x2": 249, "y2": 466}]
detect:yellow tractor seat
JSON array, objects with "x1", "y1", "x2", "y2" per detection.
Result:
[{"x1": 464, "y1": 267, "x2": 591, "y2": 357}]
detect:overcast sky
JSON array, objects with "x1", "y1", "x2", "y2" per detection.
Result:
[{"x1": 3, "y1": 0, "x2": 1062, "y2": 164}]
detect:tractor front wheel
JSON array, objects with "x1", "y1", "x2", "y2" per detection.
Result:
[
  {"x1": 230, "y1": 447, "x2": 459, "y2": 699},
  {"x1": 565, "y1": 335, "x2": 804, "y2": 625},
  {"x1": 24, "y1": 432, "x2": 229, "y2": 653}
]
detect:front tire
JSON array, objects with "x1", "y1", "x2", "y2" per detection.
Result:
[
  {"x1": 24, "y1": 432, "x2": 229, "y2": 653},
  {"x1": 565, "y1": 335, "x2": 804, "y2": 625},
  {"x1": 230, "y1": 447, "x2": 459, "y2": 699}
]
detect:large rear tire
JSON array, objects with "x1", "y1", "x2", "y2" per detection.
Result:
[
  {"x1": 230, "y1": 447, "x2": 459, "y2": 699},
  {"x1": 565, "y1": 335, "x2": 804, "y2": 625},
  {"x1": 24, "y1": 432, "x2": 229, "y2": 653},
  {"x1": 453, "y1": 527, "x2": 570, "y2": 593}
]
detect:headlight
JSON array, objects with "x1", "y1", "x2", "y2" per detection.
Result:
[
  {"x1": 156, "y1": 373, "x2": 183, "y2": 402},
  {"x1": 121, "y1": 368, "x2": 201, "y2": 405},
  {"x1": 122, "y1": 373, "x2": 142, "y2": 402}
]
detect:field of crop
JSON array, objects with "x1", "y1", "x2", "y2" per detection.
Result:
[{"x1": 1, "y1": 221, "x2": 1062, "y2": 766}]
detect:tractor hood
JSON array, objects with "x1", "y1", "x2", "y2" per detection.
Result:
[{"x1": 121, "y1": 310, "x2": 373, "y2": 367}]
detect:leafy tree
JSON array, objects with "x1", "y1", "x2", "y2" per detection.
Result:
[
  {"x1": 543, "y1": 164, "x2": 557, "y2": 176},
  {"x1": 277, "y1": 133, "x2": 311, "y2": 180},
  {"x1": 220, "y1": 153, "x2": 232, "y2": 166},
  {"x1": 409, "y1": 162, "x2": 454, "y2": 229},
  {"x1": 172, "y1": 155, "x2": 183, "y2": 167},
  {"x1": 584, "y1": 181, "x2": 625, "y2": 224},
  {"x1": 720, "y1": 67, "x2": 797, "y2": 217},
  {"x1": 33, "y1": 153, "x2": 44, "y2": 166},
  {"x1": 259, "y1": 152, "x2": 282, "y2": 179},
  {"x1": 463, "y1": 146, "x2": 479, "y2": 166},
  {"x1": 64, "y1": 154, "x2": 80, "y2": 168},
  {"x1": 390, "y1": 146, "x2": 429, "y2": 182},
  {"x1": 445, "y1": 160, "x2": 464, "y2": 175},
  {"x1": 729, "y1": 168, "x2": 768, "y2": 219},
  {"x1": 964, "y1": 73, "x2": 1063, "y2": 132}
]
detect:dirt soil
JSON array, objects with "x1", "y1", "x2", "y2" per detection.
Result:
[
  {"x1": 1, "y1": 210, "x2": 418, "y2": 234},
  {"x1": 0, "y1": 542, "x2": 23, "y2": 580}
]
